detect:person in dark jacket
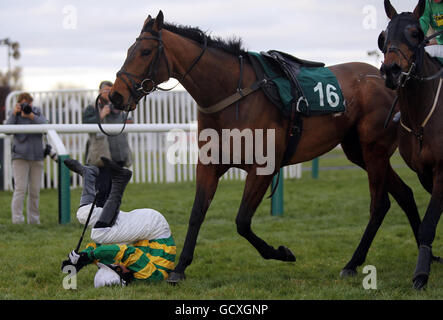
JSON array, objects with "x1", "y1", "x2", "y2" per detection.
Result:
[
  {"x1": 6, "y1": 92, "x2": 47, "y2": 224},
  {"x1": 82, "y1": 81, "x2": 133, "y2": 207}
]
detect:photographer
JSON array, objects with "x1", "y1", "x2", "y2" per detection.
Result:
[
  {"x1": 6, "y1": 92, "x2": 48, "y2": 224},
  {"x1": 83, "y1": 81, "x2": 133, "y2": 207}
]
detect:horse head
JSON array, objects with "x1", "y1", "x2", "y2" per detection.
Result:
[
  {"x1": 109, "y1": 11, "x2": 171, "y2": 110},
  {"x1": 379, "y1": 0, "x2": 426, "y2": 90}
]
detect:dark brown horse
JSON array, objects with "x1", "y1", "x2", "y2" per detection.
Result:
[
  {"x1": 108, "y1": 11, "x2": 423, "y2": 284},
  {"x1": 380, "y1": 0, "x2": 443, "y2": 290}
]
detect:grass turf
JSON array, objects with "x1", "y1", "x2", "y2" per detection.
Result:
[{"x1": 1, "y1": 155, "x2": 443, "y2": 300}]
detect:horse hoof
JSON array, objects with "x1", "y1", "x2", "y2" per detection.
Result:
[
  {"x1": 278, "y1": 246, "x2": 296, "y2": 262},
  {"x1": 166, "y1": 272, "x2": 186, "y2": 286},
  {"x1": 340, "y1": 269, "x2": 357, "y2": 278},
  {"x1": 412, "y1": 274, "x2": 428, "y2": 291}
]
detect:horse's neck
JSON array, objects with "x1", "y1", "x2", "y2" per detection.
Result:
[
  {"x1": 167, "y1": 34, "x2": 241, "y2": 109},
  {"x1": 399, "y1": 55, "x2": 440, "y2": 127}
]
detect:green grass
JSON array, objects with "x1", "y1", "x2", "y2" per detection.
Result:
[{"x1": 1, "y1": 153, "x2": 443, "y2": 300}]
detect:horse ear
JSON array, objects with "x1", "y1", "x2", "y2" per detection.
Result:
[
  {"x1": 144, "y1": 15, "x2": 152, "y2": 25},
  {"x1": 142, "y1": 14, "x2": 153, "y2": 31},
  {"x1": 413, "y1": 0, "x2": 426, "y2": 20},
  {"x1": 378, "y1": 31, "x2": 386, "y2": 52},
  {"x1": 153, "y1": 10, "x2": 164, "y2": 31},
  {"x1": 384, "y1": 0, "x2": 397, "y2": 19}
]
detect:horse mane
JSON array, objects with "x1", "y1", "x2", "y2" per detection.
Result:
[{"x1": 162, "y1": 22, "x2": 247, "y2": 56}]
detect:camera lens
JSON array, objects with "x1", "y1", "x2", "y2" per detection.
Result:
[{"x1": 20, "y1": 103, "x2": 32, "y2": 114}]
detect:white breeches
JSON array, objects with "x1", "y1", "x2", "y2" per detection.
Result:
[
  {"x1": 76, "y1": 204, "x2": 172, "y2": 244},
  {"x1": 425, "y1": 45, "x2": 443, "y2": 59}
]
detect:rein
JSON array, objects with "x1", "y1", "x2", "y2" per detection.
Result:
[
  {"x1": 399, "y1": 77, "x2": 443, "y2": 148},
  {"x1": 95, "y1": 95, "x2": 131, "y2": 137},
  {"x1": 403, "y1": 29, "x2": 443, "y2": 82}
]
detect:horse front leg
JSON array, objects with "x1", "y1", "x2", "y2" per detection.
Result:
[
  {"x1": 386, "y1": 167, "x2": 442, "y2": 263},
  {"x1": 413, "y1": 170, "x2": 443, "y2": 290},
  {"x1": 236, "y1": 169, "x2": 296, "y2": 262},
  {"x1": 167, "y1": 164, "x2": 225, "y2": 284}
]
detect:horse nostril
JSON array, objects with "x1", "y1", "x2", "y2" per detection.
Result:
[
  {"x1": 380, "y1": 63, "x2": 402, "y2": 78},
  {"x1": 110, "y1": 91, "x2": 124, "y2": 107}
]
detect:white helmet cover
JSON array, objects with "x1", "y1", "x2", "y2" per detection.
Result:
[{"x1": 94, "y1": 263, "x2": 126, "y2": 288}]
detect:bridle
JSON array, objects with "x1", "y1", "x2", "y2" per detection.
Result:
[
  {"x1": 96, "y1": 28, "x2": 207, "y2": 136},
  {"x1": 379, "y1": 15, "x2": 443, "y2": 86},
  {"x1": 117, "y1": 28, "x2": 207, "y2": 103},
  {"x1": 117, "y1": 30, "x2": 172, "y2": 103},
  {"x1": 380, "y1": 14, "x2": 443, "y2": 147}
]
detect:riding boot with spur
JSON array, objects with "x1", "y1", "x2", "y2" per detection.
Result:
[
  {"x1": 63, "y1": 158, "x2": 99, "y2": 207},
  {"x1": 93, "y1": 157, "x2": 132, "y2": 229}
]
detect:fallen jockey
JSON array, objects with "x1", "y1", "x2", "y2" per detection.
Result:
[{"x1": 61, "y1": 157, "x2": 176, "y2": 287}]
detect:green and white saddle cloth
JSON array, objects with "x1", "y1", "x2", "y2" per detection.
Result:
[{"x1": 248, "y1": 51, "x2": 346, "y2": 117}]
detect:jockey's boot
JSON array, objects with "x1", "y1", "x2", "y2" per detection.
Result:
[
  {"x1": 64, "y1": 158, "x2": 99, "y2": 207},
  {"x1": 93, "y1": 157, "x2": 132, "y2": 229}
]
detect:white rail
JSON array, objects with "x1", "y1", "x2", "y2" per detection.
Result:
[
  {"x1": 2, "y1": 90, "x2": 302, "y2": 191},
  {"x1": 0, "y1": 123, "x2": 197, "y2": 134}
]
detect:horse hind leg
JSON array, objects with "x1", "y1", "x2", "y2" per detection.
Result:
[
  {"x1": 236, "y1": 170, "x2": 296, "y2": 262},
  {"x1": 340, "y1": 139, "x2": 391, "y2": 277},
  {"x1": 386, "y1": 166, "x2": 421, "y2": 248}
]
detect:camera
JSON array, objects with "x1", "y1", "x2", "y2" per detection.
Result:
[{"x1": 20, "y1": 102, "x2": 33, "y2": 115}]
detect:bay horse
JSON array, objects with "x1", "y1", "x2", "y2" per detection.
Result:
[
  {"x1": 380, "y1": 0, "x2": 443, "y2": 290},
  {"x1": 108, "y1": 11, "x2": 424, "y2": 284}
]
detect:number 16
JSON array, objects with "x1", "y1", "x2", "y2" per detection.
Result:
[{"x1": 313, "y1": 82, "x2": 340, "y2": 108}]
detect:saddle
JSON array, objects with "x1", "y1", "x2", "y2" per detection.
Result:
[
  {"x1": 261, "y1": 50, "x2": 325, "y2": 68},
  {"x1": 249, "y1": 51, "x2": 301, "y2": 118},
  {"x1": 247, "y1": 50, "x2": 345, "y2": 166}
]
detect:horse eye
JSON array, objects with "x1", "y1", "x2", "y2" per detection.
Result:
[
  {"x1": 411, "y1": 30, "x2": 419, "y2": 38},
  {"x1": 141, "y1": 49, "x2": 152, "y2": 56}
]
